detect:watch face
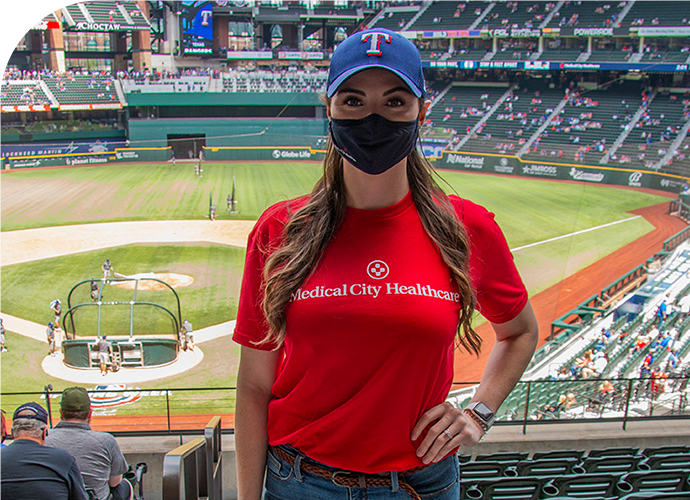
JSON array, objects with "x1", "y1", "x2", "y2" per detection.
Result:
[{"x1": 473, "y1": 402, "x2": 494, "y2": 421}]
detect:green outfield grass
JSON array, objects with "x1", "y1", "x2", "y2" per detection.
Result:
[{"x1": 0, "y1": 161, "x2": 672, "y2": 401}]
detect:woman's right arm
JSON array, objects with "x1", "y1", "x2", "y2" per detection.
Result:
[{"x1": 235, "y1": 345, "x2": 281, "y2": 500}]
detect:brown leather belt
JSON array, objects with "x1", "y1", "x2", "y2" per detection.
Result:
[{"x1": 272, "y1": 446, "x2": 430, "y2": 500}]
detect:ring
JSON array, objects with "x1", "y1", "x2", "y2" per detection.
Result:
[{"x1": 443, "y1": 429, "x2": 454, "y2": 440}]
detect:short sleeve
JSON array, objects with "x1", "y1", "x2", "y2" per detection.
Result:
[
  {"x1": 67, "y1": 456, "x2": 88, "y2": 500},
  {"x1": 107, "y1": 436, "x2": 128, "y2": 476},
  {"x1": 233, "y1": 199, "x2": 305, "y2": 351},
  {"x1": 451, "y1": 196, "x2": 528, "y2": 324}
]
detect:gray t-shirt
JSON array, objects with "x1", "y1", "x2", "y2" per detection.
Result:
[
  {"x1": 45, "y1": 421, "x2": 128, "y2": 500},
  {"x1": 98, "y1": 339, "x2": 110, "y2": 354}
]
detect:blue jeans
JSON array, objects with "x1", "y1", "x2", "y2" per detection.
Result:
[{"x1": 264, "y1": 445, "x2": 460, "y2": 500}]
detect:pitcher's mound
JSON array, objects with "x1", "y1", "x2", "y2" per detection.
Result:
[{"x1": 112, "y1": 273, "x2": 194, "y2": 290}]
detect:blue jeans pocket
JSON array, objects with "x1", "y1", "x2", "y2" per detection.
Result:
[{"x1": 405, "y1": 454, "x2": 460, "y2": 499}]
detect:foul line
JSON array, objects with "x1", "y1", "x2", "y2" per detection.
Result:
[{"x1": 511, "y1": 215, "x2": 641, "y2": 252}]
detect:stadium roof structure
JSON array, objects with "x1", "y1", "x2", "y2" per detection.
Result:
[{"x1": 60, "y1": 0, "x2": 151, "y2": 32}]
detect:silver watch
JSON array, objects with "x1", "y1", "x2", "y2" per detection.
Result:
[{"x1": 466, "y1": 401, "x2": 495, "y2": 428}]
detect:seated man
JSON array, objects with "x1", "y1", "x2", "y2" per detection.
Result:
[
  {"x1": 1, "y1": 402, "x2": 87, "y2": 500},
  {"x1": 46, "y1": 387, "x2": 132, "y2": 500}
]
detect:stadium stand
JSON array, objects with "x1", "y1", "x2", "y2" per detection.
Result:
[
  {"x1": 545, "y1": 1, "x2": 628, "y2": 29},
  {"x1": 59, "y1": 0, "x2": 151, "y2": 30},
  {"x1": 426, "y1": 84, "x2": 508, "y2": 140},
  {"x1": 612, "y1": 91, "x2": 689, "y2": 167},
  {"x1": 621, "y1": 1, "x2": 690, "y2": 28},
  {"x1": 0, "y1": 81, "x2": 53, "y2": 107},
  {"x1": 407, "y1": 1, "x2": 478, "y2": 31},
  {"x1": 521, "y1": 82, "x2": 646, "y2": 163},
  {"x1": 478, "y1": 1, "x2": 556, "y2": 30},
  {"x1": 43, "y1": 74, "x2": 121, "y2": 106},
  {"x1": 461, "y1": 82, "x2": 565, "y2": 154},
  {"x1": 371, "y1": 7, "x2": 419, "y2": 30}
]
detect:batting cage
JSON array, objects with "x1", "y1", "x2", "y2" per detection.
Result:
[{"x1": 60, "y1": 277, "x2": 182, "y2": 369}]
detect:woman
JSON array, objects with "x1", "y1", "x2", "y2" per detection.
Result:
[{"x1": 233, "y1": 27, "x2": 538, "y2": 500}]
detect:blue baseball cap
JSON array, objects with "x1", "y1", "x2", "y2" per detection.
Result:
[
  {"x1": 327, "y1": 28, "x2": 425, "y2": 98},
  {"x1": 13, "y1": 402, "x2": 49, "y2": 424}
]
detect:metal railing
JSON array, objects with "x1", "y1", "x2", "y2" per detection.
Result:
[{"x1": 2, "y1": 378, "x2": 687, "y2": 437}]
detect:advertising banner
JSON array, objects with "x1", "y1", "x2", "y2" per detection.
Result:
[
  {"x1": 278, "y1": 51, "x2": 324, "y2": 60},
  {"x1": 226, "y1": 50, "x2": 273, "y2": 59},
  {"x1": 2, "y1": 140, "x2": 127, "y2": 161},
  {"x1": 434, "y1": 151, "x2": 688, "y2": 193},
  {"x1": 422, "y1": 60, "x2": 689, "y2": 72}
]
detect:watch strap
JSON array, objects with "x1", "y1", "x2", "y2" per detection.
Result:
[{"x1": 462, "y1": 408, "x2": 489, "y2": 435}]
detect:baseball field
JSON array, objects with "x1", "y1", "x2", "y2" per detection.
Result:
[{"x1": 0, "y1": 161, "x2": 674, "y2": 417}]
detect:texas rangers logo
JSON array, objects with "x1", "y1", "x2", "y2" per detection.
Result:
[
  {"x1": 361, "y1": 32, "x2": 392, "y2": 56},
  {"x1": 367, "y1": 260, "x2": 389, "y2": 280}
]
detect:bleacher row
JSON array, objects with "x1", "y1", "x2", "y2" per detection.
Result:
[
  {"x1": 498, "y1": 245, "x2": 690, "y2": 424},
  {"x1": 57, "y1": 0, "x2": 150, "y2": 30},
  {"x1": 1, "y1": 75, "x2": 121, "y2": 109},
  {"x1": 425, "y1": 80, "x2": 690, "y2": 175},
  {"x1": 456, "y1": 446, "x2": 690, "y2": 500},
  {"x1": 372, "y1": 1, "x2": 690, "y2": 32}
]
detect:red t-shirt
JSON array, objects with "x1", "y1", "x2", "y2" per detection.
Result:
[{"x1": 233, "y1": 191, "x2": 527, "y2": 473}]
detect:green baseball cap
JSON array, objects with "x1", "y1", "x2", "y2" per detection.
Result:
[{"x1": 61, "y1": 387, "x2": 91, "y2": 411}]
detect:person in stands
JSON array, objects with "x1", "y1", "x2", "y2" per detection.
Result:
[
  {"x1": 46, "y1": 387, "x2": 132, "y2": 500},
  {"x1": 233, "y1": 28, "x2": 538, "y2": 500},
  {"x1": 1, "y1": 402, "x2": 87, "y2": 500}
]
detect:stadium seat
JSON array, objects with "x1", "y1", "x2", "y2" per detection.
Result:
[
  {"x1": 642, "y1": 453, "x2": 690, "y2": 471},
  {"x1": 462, "y1": 477, "x2": 545, "y2": 500},
  {"x1": 542, "y1": 472, "x2": 624, "y2": 499},
  {"x1": 532, "y1": 449, "x2": 586, "y2": 461},
  {"x1": 642, "y1": 446, "x2": 690, "y2": 458},
  {"x1": 459, "y1": 460, "x2": 518, "y2": 480},
  {"x1": 581, "y1": 456, "x2": 649, "y2": 474},
  {"x1": 619, "y1": 469, "x2": 690, "y2": 494},
  {"x1": 619, "y1": 492, "x2": 690, "y2": 500},
  {"x1": 514, "y1": 457, "x2": 584, "y2": 477},
  {"x1": 475, "y1": 451, "x2": 529, "y2": 464},
  {"x1": 587, "y1": 447, "x2": 642, "y2": 458}
]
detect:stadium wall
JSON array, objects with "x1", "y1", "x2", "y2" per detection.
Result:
[
  {"x1": 126, "y1": 92, "x2": 322, "y2": 107},
  {"x1": 433, "y1": 151, "x2": 690, "y2": 194},
  {"x1": 127, "y1": 117, "x2": 328, "y2": 148},
  {"x1": 4, "y1": 134, "x2": 688, "y2": 194}
]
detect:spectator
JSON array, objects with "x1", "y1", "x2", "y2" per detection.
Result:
[
  {"x1": 46, "y1": 388, "x2": 132, "y2": 500},
  {"x1": 0, "y1": 318, "x2": 6, "y2": 352},
  {"x1": 678, "y1": 294, "x2": 690, "y2": 318},
  {"x1": 656, "y1": 299, "x2": 668, "y2": 325},
  {"x1": 538, "y1": 394, "x2": 566, "y2": 419},
  {"x1": 1, "y1": 409, "x2": 7, "y2": 446},
  {"x1": 1, "y1": 402, "x2": 87, "y2": 500}
]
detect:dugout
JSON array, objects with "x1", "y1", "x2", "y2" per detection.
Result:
[{"x1": 61, "y1": 277, "x2": 183, "y2": 370}]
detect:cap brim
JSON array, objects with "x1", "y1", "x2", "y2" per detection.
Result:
[{"x1": 327, "y1": 65, "x2": 423, "y2": 98}]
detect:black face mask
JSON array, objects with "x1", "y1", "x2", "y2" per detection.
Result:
[{"x1": 329, "y1": 114, "x2": 419, "y2": 175}]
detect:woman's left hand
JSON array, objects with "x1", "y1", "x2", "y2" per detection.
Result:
[{"x1": 410, "y1": 401, "x2": 483, "y2": 465}]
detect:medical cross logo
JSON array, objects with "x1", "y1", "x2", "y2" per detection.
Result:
[
  {"x1": 367, "y1": 260, "x2": 390, "y2": 280},
  {"x1": 361, "y1": 32, "x2": 392, "y2": 56}
]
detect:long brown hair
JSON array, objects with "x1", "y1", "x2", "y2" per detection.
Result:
[{"x1": 260, "y1": 131, "x2": 481, "y2": 355}]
